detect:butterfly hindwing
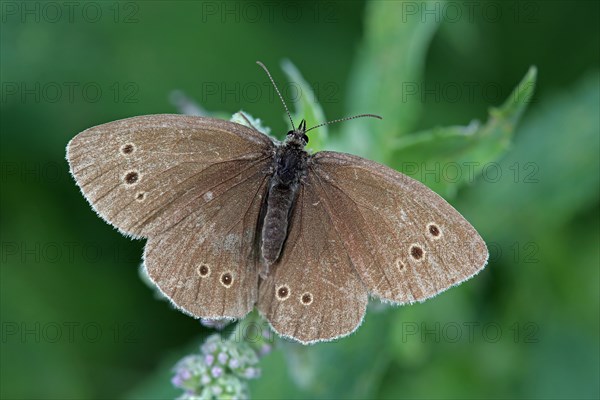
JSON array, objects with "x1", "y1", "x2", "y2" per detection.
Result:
[
  {"x1": 144, "y1": 161, "x2": 272, "y2": 318},
  {"x1": 258, "y1": 172, "x2": 368, "y2": 344}
]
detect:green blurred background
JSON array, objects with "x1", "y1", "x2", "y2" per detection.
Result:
[{"x1": 1, "y1": 1, "x2": 598, "y2": 398}]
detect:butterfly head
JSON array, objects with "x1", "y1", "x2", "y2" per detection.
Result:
[
  {"x1": 255, "y1": 61, "x2": 382, "y2": 149},
  {"x1": 285, "y1": 119, "x2": 309, "y2": 147}
]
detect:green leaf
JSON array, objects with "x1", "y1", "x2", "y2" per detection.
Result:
[
  {"x1": 281, "y1": 59, "x2": 328, "y2": 153},
  {"x1": 389, "y1": 66, "x2": 538, "y2": 198},
  {"x1": 458, "y1": 69, "x2": 600, "y2": 241},
  {"x1": 339, "y1": 0, "x2": 443, "y2": 160}
]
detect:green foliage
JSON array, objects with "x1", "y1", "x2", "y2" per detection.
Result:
[
  {"x1": 391, "y1": 66, "x2": 537, "y2": 197},
  {"x1": 340, "y1": 1, "x2": 441, "y2": 159},
  {"x1": 2, "y1": 1, "x2": 598, "y2": 399}
]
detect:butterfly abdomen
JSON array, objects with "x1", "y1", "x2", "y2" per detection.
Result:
[
  {"x1": 260, "y1": 141, "x2": 308, "y2": 268},
  {"x1": 261, "y1": 181, "x2": 297, "y2": 265}
]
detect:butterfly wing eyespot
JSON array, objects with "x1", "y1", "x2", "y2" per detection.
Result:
[
  {"x1": 197, "y1": 264, "x2": 210, "y2": 277},
  {"x1": 276, "y1": 285, "x2": 290, "y2": 301},
  {"x1": 220, "y1": 272, "x2": 234, "y2": 288},
  {"x1": 300, "y1": 292, "x2": 313, "y2": 305},
  {"x1": 123, "y1": 171, "x2": 140, "y2": 185},
  {"x1": 427, "y1": 223, "x2": 442, "y2": 239},
  {"x1": 409, "y1": 244, "x2": 425, "y2": 261},
  {"x1": 120, "y1": 143, "x2": 135, "y2": 155},
  {"x1": 309, "y1": 151, "x2": 489, "y2": 305},
  {"x1": 396, "y1": 259, "x2": 406, "y2": 271},
  {"x1": 258, "y1": 178, "x2": 368, "y2": 344},
  {"x1": 135, "y1": 192, "x2": 146, "y2": 202}
]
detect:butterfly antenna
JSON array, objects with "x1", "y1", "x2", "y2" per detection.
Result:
[
  {"x1": 305, "y1": 114, "x2": 382, "y2": 133},
  {"x1": 256, "y1": 61, "x2": 296, "y2": 131}
]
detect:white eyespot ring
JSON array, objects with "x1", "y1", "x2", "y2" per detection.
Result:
[
  {"x1": 197, "y1": 264, "x2": 211, "y2": 278},
  {"x1": 220, "y1": 272, "x2": 233, "y2": 288},
  {"x1": 276, "y1": 285, "x2": 290, "y2": 301},
  {"x1": 396, "y1": 258, "x2": 406, "y2": 271},
  {"x1": 135, "y1": 191, "x2": 146, "y2": 202}
]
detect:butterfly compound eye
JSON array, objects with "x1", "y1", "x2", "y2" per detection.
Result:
[{"x1": 302, "y1": 134, "x2": 309, "y2": 143}]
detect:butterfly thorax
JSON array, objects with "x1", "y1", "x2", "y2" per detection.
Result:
[{"x1": 260, "y1": 127, "x2": 309, "y2": 275}]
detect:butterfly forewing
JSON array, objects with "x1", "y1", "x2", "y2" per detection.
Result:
[
  {"x1": 310, "y1": 151, "x2": 488, "y2": 304},
  {"x1": 258, "y1": 173, "x2": 368, "y2": 344},
  {"x1": 66, "y1": 114, "x2": 274, "y2": 238}
]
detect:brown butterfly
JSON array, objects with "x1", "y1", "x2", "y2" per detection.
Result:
[{"x1": 66, "y1": 62, "x2": 488, "y2": 344}]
